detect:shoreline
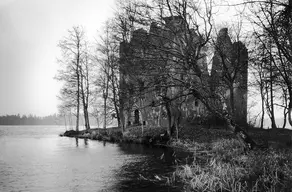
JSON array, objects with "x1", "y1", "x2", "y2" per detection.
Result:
[
  {"x1": 59, "y1": 125, "x2": 292, "y2": 151},
  {"x1": 59, "y1": 126, "x2": 173, "y2": 147},
  {"x1": 59, "y1": 125, "x2": 292, "y2": 191}
]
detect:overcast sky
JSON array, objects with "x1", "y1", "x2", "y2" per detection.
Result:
[
  {"x1": 0, "y1": 0, "x2": 115, "y2": 116},
  {"x1": 0, "y1": 0, "x2": 259, "y2": 118}
]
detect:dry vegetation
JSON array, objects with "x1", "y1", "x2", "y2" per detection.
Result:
[{"x1": 169, "y1": 125, "x2": 292, "y2": 191}]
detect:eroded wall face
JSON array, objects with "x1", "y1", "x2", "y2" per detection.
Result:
[
  {"x1": 211, "y1": 28, "x2": 248, "y2": 125},
  {"x1": 120, "y1": 24, "x2": 248, "y2": 128},
  {"x1": 123, "y1": 94, "x2": 208, "y2": 128}
]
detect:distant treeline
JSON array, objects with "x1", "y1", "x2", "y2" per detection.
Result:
[{"x1": 0, "y1": 114, "x2": 62, "y2": 125}]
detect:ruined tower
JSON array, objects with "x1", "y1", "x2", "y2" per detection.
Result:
[
  {"x1": 119, "y1": 22, "x2": 248, "y2": 129},
  {"x1": 211, "y1": 28, "x2": 248, "y2": 125}
]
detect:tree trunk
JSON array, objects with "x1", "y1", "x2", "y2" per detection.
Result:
[
  {"x1": 287, "y1": 89, "x2": 292, "y2": 127},
  {"x1": 268, "y1": 38, "x2": 277, "y2": 129},
  {"x1": 76, "y1": 69, "x2": 80, "y2": 132},
  {"x1": 103, "y1": 68, "x2": 109, "y2": 131},
  {"x1": 110, "y1": 65, "x2": 121, "y2": 131},
  {"x1": 270, "y1": 75, "x2": 277, "y2": 129},
  {"x1": 96, "y1": 115, "x2": 100, "y2": 129},
  {"x1": 84, "y1": 106, "x2": 90, "y2": 130},
  {"x1": 288, "y1": 102, "x2": 292, "y2": 127},
  {"x1": 81, "y1": 101, "x2": 90, "y2": 130},
  {"x1": 80, "y1": 79, "x2": 89, "y2": 130},
  {"x1": 103, "y1": 95, "x2": 107, "y2": 130},
  {"x1": 229, "y1": 84, "x2": 235, "y2": 122},
  {"x1": 260, "y1": 84, "x2": 265, "y2": 129},
  {"x1": 282, "y1": 110, "x2": 287, "y2": 129},
  {"x1": 165, "y1": 102, "x2": 173, "y2": 136},
  {"x1": 85, "y1": 62, "x2": 90, "y2": 130},
  {"x1": 281, "y1": 88, "x2": 289, "y2": 128},
  {"x1": 79, "y1": 66, "x2": 90, "y2": 130},
  {"x1": 75, "y1": 35, "x2": 81, "y2": 132},
  {"x1": 112, "y1": 85, "x2": 121, "y2": 129},
  {"x1": 117, "y1": 115, "x2": 122, "y2": 130},
  {"x1": 120, "y1": 105, "x2": 125, "y2": 132}
]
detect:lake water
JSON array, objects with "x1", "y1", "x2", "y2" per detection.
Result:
[{"x1": 0, "y1": 126, "x2": 185, "y2": 192}]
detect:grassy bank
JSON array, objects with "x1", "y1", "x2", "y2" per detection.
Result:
[
  {"x1": 60, "y1": 126, "x2": 169, "y2": 144},
  {"x1": 60, "y1": 127, "x2": 123, "y2": 142},
  {"x1": 171, "y1": 138, "x2": 292, "y2": 191},
  {"x1": 168, "y1": 125, "x2": 292, "y2": 191}
]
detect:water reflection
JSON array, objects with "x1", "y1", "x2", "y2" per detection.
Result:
[
  {"x1": 0, "y1": 126, "x2": 191, "y2": 192},
  {"x1": 109, "y1": 143, "x2": 190, "y2": 192},
  {"x1": 113, "y1": 159, "x2": 180, "y2": 192},
  {"x1": 74, "y1": 138, "x2": 89, "y2": 147},
  {"x1": 84, "y1": 138, "x2": 88, "y2": 146}
]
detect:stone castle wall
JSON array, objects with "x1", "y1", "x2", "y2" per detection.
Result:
[{"x1": 119, "y1": 18, "x2": 248, "y2": 128}]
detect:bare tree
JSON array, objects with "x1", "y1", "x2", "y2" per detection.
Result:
[
  {"x1": 79, "y1": 50, "x2": 92, "y2": 130},
  {"x1": 278, "y1": 86, "x2": 289, "y2": 128},
  {"x1": 56, "y1": 26, "x2": 87, "y2": 131},
  {"x1": 95, "y1": 55, "x2": 110, "y2": 130},
  {"x1": 249, "y1": 38, "x2": 268, "y2": 129},
  {"x1": 94, "y1": 22, "x2": 121, "y2": 130},
  {"x1": 245, "y1": 0, "x2": 292, "y2": 128}
]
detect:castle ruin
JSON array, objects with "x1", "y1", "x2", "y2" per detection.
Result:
[{"x1": 119, "y1": 16, "x2": 248, "y2": 129}]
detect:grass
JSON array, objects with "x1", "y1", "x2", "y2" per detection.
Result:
[
  {"x1": 172, "y1": 138, "x2": 292, "y2": 191},
  {"x1": 122, "y1": 126, "x2": 168, "y2": 144},
  {"x1": 124, "y1": 126, "x2": 167, "y2": 137}
]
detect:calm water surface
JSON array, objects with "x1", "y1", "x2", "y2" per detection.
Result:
[{"x1": 0, "y1": 126, "x2": 185, "y2": 192}]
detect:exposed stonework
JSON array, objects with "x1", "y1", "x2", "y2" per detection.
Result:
[
  {"x1": 211, "y1": 28, "x2": 248, "y2": 126},
  {"x1": 119, "y1": 18, "x2": 248, "y2": 129}
]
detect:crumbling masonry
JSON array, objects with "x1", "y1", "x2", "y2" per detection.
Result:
[{"x1": 119, "y1": 16, "x2": 248, "y2": 129}]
